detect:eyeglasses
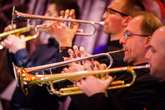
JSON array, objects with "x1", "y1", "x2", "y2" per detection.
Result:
[
  {"x1": 107, "y1": 8, "x2": 129, "y2": 16},
  {"x1": 124, "y1": 32, "x2": 150, "y2": 40}
]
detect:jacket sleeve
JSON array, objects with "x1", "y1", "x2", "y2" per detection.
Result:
[
  {"x1": 14, "y1": 49, "x2": 30, "y2": 67},
  {"x1": 89, "y1": 93, "x2": 121, "y2": 110}
]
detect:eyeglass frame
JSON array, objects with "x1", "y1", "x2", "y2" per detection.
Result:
[
  {"x1": 106, "y1": 8, "x2": 129, "y2": 16},
  {"x1": 124, "y1": 32, "x2": 151, "y2": 40}
]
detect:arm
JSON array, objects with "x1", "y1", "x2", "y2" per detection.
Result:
[{"x1": 1, "y1": 24, "x2": 29, "y2": 67}]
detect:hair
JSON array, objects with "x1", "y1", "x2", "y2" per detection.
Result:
[
  {"x1": 135, "y1": 11, "x2": 163, "y2": 35},
  {"x1": 120, "y1": 0, "x2": 145, "y2": 17},
  {"x1": 50, "y1": 0, "x2": 80, "y2": 18}
]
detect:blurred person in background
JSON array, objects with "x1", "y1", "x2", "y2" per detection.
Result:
[{"x1": 1, "y1": 0, "x2": 79, "y2": 109}]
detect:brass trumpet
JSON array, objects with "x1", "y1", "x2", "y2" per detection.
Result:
[
  {"x1": 12, "y1": 7, "x2": 104, "y2": 36},
  {"x1": 14, "y1": 64, "x2": 150, "y2": 96},
  {"x1": 0, "y1": 26, "x2": 39, "y2": 42}
]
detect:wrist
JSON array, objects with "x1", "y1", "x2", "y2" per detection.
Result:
[{"x1": 59, "y1": 40, "x2": 72, "y2": 47}]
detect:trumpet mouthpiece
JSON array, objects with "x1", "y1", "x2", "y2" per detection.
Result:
[{"x1": 99, "y1": 21, "x2": 104, "y2": 26}]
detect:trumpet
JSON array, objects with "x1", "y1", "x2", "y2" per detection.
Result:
[
  {"x1": 24, "y1": 49, "x2": 124, "y2": 73},
  {"x1": 0, "y1": 26, "x2": 39, "y2": 42},
  {"x1": 12, "y1": 7, "x2": 104, "y2": 36},
  {"x1": 13, "y1": 64, "x2": 150, "y2": 96},
  {"x1": 13, "y1": 50, "x2": 117, "y2": 95}
]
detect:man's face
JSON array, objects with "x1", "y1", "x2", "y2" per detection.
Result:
[
  {"x1": 120, "y1": 16, "x2": 148, "y2": 65},
  {"x1": 44, "y1": 4, "x2": 58, "y2": 17},
  {"x1": 102, "y1": 0, "x2": 127, "y2": 34},
  {"x1": 145, "y1": 27, "x2": 165, "y2": 81}
]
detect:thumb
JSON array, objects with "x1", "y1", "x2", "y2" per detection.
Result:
[{"x1": 104, "y1": 76, "x2": 113, "y2": 86}]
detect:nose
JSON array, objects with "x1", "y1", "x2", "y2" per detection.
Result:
[
  {"x1": 119, "y1": 36, "x2": 126, "y2": 45},
  {"x1": 102, "y1": 11, "x2": 107, "y2": 20},
  {"x1": 145, "y1": 49, "x2": 151, "y2": 60}
]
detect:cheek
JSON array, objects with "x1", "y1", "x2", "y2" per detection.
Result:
[
  {"x1": 106, "y1": 16, "x2": 123, "y2": 27},
  {"x1": 111, "y1": 17, "x2": 123, "y2": 27},
  {"x1": 152, "y1": 53, "x2": 165, "y2": 71}
]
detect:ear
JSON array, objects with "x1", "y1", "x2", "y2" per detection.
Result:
[
  {"x1": 122, "y1": 16, "x2": 132, "y2": 27},
  {"x1": 145, "y1": 36, "x2": 152, "y2": 48}
]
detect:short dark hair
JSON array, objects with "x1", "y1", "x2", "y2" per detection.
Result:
[
  {"x1": 136, "y1": 11, "x2": 163, "y2": 35},
  {"x1": 121, "y1": 0, "x2": 145, "y2": 17},
  {"x1": 50, "y1": 0, "x2": 80, "y2": 18}
]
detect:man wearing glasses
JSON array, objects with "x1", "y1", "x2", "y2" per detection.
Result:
[
  {"x1": 96, "y1": 0, "x2": 145, "y2": 68},
  {"x1": 64, "y1": 12, "x2": 163, "y2": 110}
]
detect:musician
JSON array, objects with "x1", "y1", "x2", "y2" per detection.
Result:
[
  {"x1": 92, "y1": 0, "x2": 145, "y2": 68},
  {"x1": 145, "y1": 26, "x2": 165, "y2": 110},
  {"x1": 1, "y1": 0, "x2": 79, "y2": 110},
  {"x1": 62, "y1": 12, "x2": 163, "y2": 110}
]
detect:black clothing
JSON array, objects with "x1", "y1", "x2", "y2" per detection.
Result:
[
  {"x1": 69, "y1": 63, "x2": 159, "y2": 110},
  {"x1": 146, "y1": 81, "x2": 165, "y2": 110},
  {"x1": 10, "y1": 38, "x2": 70, "y2": 110}
]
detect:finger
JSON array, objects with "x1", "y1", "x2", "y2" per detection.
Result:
[
  {"x1": 100, "y1": 63, "x2": 107, "y2": 70},
  {"x1": 84, "y1": 61, "x2": 93, "y2": 70},
  {"x1": 68, "y1": 49, "x2": 74, "y2": 58},
  {"x1": 0, "y1": 41, "x2": 5, "y2": 47},
  {"x1": 104, "y1": 76, "x2": 113, "y2": 85},
  {"x1": 20, "y1": 35, "x2": 25, "y2": 40},
  {"x1": 4, "y1": 24, "x2": 16, "y2": 32},
  {"x1": 12, "y1": 24, "x2": 17, "y2": 29},
  {"x1": 8, "y1": 25, "x2": 14, "y2": 31},
  {"x1": 4, "y1": 25, "x2": 11, "y2": 32},
  {"x1": 73, "y1": 45, "x2": 78, "y2": 51},
  {"x1": 70, "y1": 9, "x2": 75, "y2": 19},
  {"x1": 93, "y1": 61, "x2": 100, "y2": 70},
  {"x1": 63, "y1": 68, "x2": 70, "y2": 73},
  {"x1": 49, "y1": 22, "x2": 58, "y2": 33},
  {"x1": 61, "y1": 71, "x2": 65, "y2": 74},
  {"x1": 60, "y1": 10, "x2": 65, "y2": 18},
  {"x1": 63, "y1": 9, "x2": 70, "y2": 26},
  {"x1": 63, "y1": 57, "x2": 71, "y2": 61},
  {"x1": 79, "y1": 46, "x2": 86, "y2": 57},
  {"x1": 64, "y1": 9, "x2": 70, "y2": 18}
]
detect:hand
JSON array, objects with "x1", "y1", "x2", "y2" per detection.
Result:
[
  {"x1": 76, "y1": 75, "x2": 113, "y2": 97},
  {"x1": 48, "y1": 9, "x2": 78, "y2": 47},
  {"x1": 1, "y1": 35, "x2": 26, "y2": 53},
  {"x1": 64, "y1": 45, "x2": 90, "y2": 65},
  {"x1": 61, "y1": 60, "x2": 107, "y2": 83},
  {"x1": 62, "y1": 63, "x2": 86, "y2": 82},
  {"x1": 4, "y1": 24, "x2": 17, "y2": 32}
]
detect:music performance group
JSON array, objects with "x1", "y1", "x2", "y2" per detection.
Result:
[{"x1": 0, "y1": 0, "x2": 165, "y2": 110}]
